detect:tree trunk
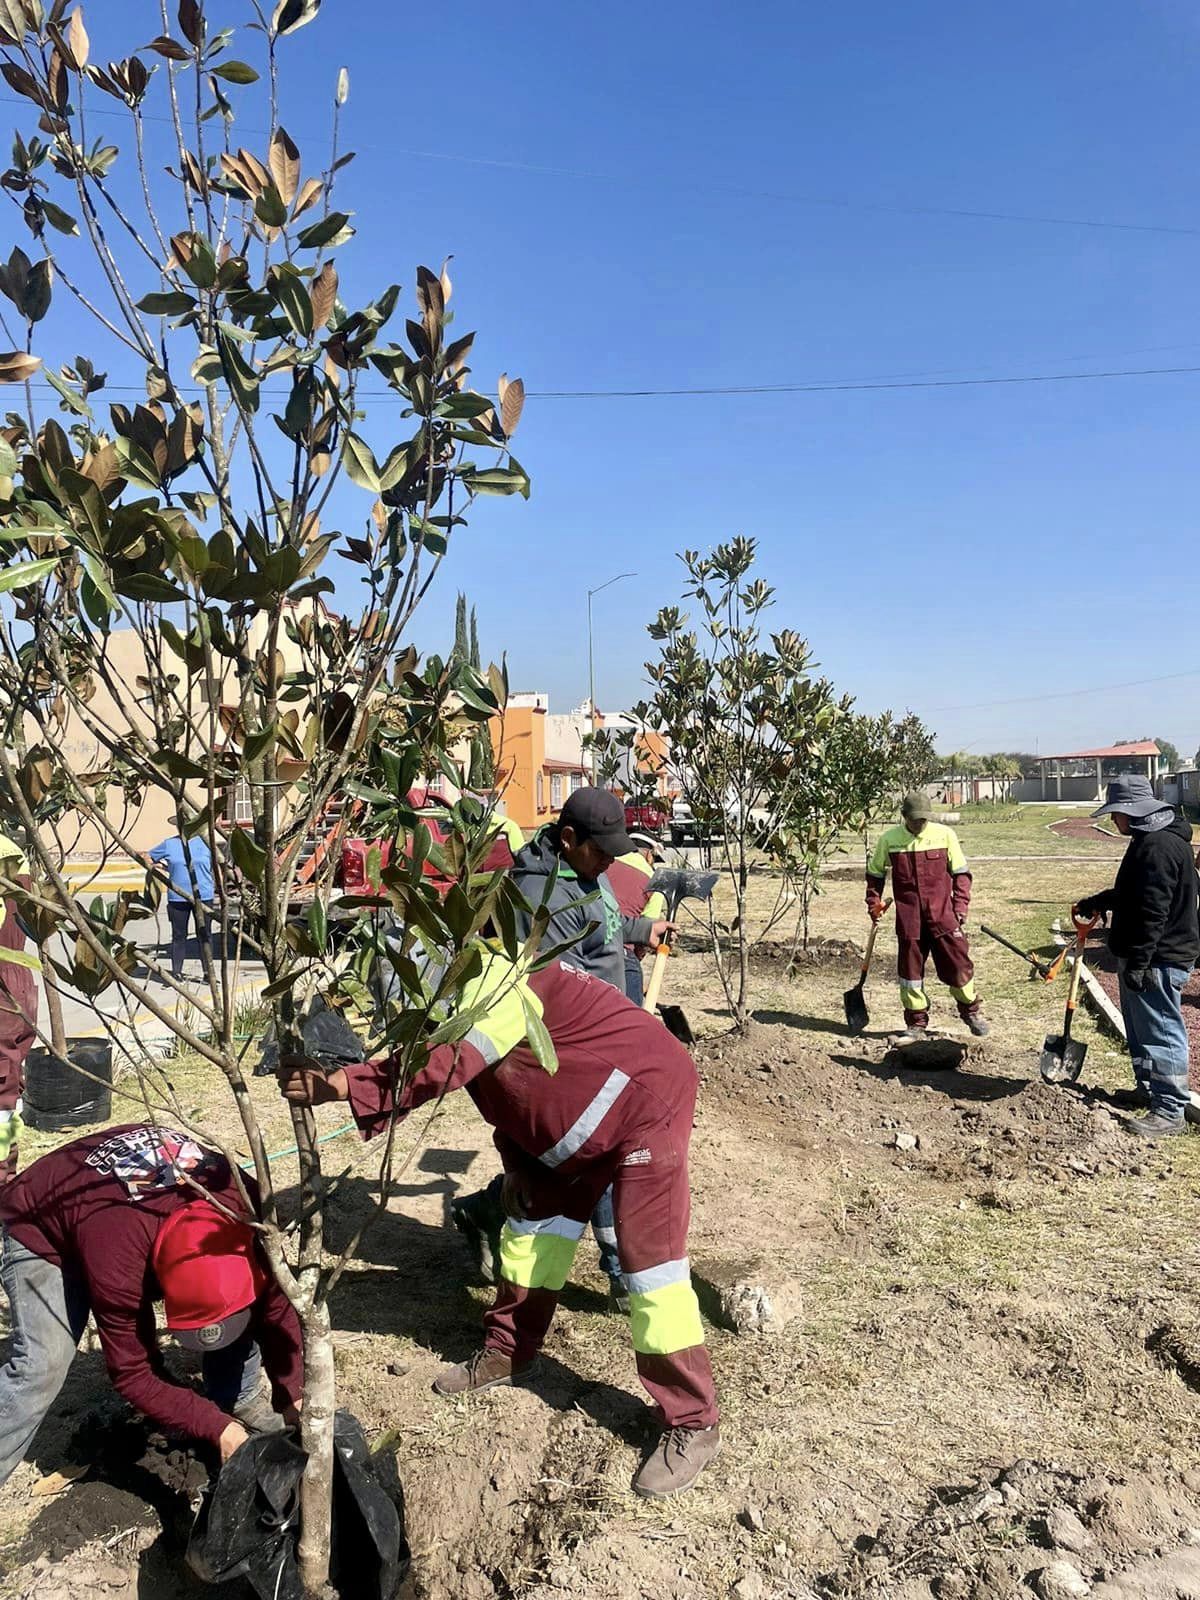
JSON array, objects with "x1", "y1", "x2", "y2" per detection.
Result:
[
  {"x1": 40, "y1": 936, "x2": 67, "y2": 1058},
  {"x1": 297, "y1": 1302, "x2": 336, "y2": 1597}
]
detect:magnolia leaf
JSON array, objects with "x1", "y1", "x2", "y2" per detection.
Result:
[
  {"x1": 0, "y1": 352, "x2": 41, "y2": 384},
  {"x1": 67, "y1": 7, "x2": 88, "y2": 68},
  {"x1": 499, "y1": 374, "x2": 524, "y2": 436},
  {"x1": 271, "y1": 0, "x2": 320, "y2": 37},
  {"x1": 136, "y1": 290, "x2": 196, "y2": 316},
  {"x1": 178, "y1": 0, "x2": 203, "y2": 46},
  {"x1": 309, "y1": 260, "x2": 336, "y2": 328},
  {"x1": 230, "y1": 825, "x2": 267, "y2": 884},
  {"x1": 296, "y1": 211, "x2": 351, "y2": 249},
  {"x1": 291, "y1": 175, "x2": 323, "y2": 219},
  {"x1": 42, "y1": 201, "x2": 78, "y2": 236},
  {"x1": 0, "y1": 555, "x2": 57, "y2": 591},
  {"x1": 211, "y1": 59, "x2": 258, "y2": 83},
  {"x1": 268, "y1": 125, "x2": 300, "y2": 205},
  {"x1": 519, "y1": 991, "x2": 557, "y2": 1075},
  {"x1": 341, "y1": 433, "x2": 380, "y2": 492}
]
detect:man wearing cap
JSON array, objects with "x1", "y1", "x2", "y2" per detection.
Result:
[
  {"x1": 1076, "y1": 775, "x2": 1199, "y2": 1137},
  {"x1": 607, "y1": 831, "x2": 669, "y2": 1007},
  {"x1": 866, "y1": 791, "x2": 989, "y2": 1042},
  {"x1": 450, "y1": 788, "x2": 675, "y2": 1302},
  {"x1": 0, "y1": 1124, "x2": 303, "y2": 1482}
]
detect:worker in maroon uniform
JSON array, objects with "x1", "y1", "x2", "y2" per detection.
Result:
[
  {"x1": 606, "y1": 830, "x2": 668, "y2": 1007},
  {"x1": 279, "y1": 949, "x2": 721, "y2": 1499},
  {"x1": 0, "y1": 834, "x2": 36, "y2": 1181},
  {"x1": 866, "y1": 790, "x2": 989, "y2": 1042},
  {"x1": 0, "y1": 1124, "x2": 303, "y2": 1484}
]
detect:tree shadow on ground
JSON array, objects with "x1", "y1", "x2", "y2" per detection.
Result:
[
  {"x1": 751, "y1": 1007, "x2": 893, "y2": 1041},
  {"x1": 320, "y1": 1175, "x2": 650, "y2": 1449}
]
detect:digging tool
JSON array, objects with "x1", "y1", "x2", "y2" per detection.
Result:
[
  {"x1": 843, "y1": 900, "x2": 892, "y2": 1032},
  {"x1": 1039, "y1": 908, "x2": 1099, "y2": 1084},
  {"x1": 980, "y1": 924, "x2": 1059, "y2": 982},
  {"x1": 642, "y1": 866, "x2": 719, "y2": 1020}
]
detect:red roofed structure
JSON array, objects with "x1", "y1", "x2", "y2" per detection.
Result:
[{"x1": 1035, "y1": 741, "x2": 1161, "y2": 802}]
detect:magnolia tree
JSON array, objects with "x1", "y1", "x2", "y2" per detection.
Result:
[
  {"x1": 594, "y1": 539, "x2": 845, "y2": 1028},
  {"x1": 0, "y1": 0, "x2": 536, "y2": 1589}
]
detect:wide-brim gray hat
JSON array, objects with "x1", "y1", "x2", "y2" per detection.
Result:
[{"x1": 1091, "y1": 775, "x2": 1166, "y2": 819}]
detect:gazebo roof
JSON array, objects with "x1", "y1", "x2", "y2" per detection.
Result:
[{"x1": 1040, "y1": 741, "x2": 1159, "y2": 762}]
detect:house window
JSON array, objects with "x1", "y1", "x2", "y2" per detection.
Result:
[
  {"x1": 536, "y1": 772, "x2": 545, "y2": 812},
  {"x1": 569, "y1": 772, "x2": 584, "y2": 793},
  {"x1": 551, "y1": 773, "x2": 564, "y2": 809},
  {"x1": 228, "y1": 778, "x2": 254, "y2": 826}
]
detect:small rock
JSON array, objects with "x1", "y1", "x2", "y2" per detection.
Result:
[
  {"x1": 890, "y1": 1131, "x2": 920, "y2": 1152},
  {"x1": 1034, "y1": 1559, "x2": 1091, "y2": 1600},
  {"x1": 731, "y1": 1575, "x2": 766, "y2": 1600},
  {"x1": 739, "y1": 1504, "x2": 766, "y2": 1532},
  {"x1": 1043, "y1": 1506, "x2": 1097, "y2": 1555},
  {"x1": 386, "y1": 1361, "x2": 410, "y2": 1378},
  {"x1": 1182, "y1": 1468, "x2": 1200, "y2": 1493}
]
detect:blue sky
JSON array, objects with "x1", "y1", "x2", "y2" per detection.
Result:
[{"x1": 13, "y1": 0, "x2": 1200, "y2": 760}]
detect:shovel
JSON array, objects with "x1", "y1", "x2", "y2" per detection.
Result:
[
  {"x1": 843, "y1": 901, "x2": 891, "y2": 1032},
  {"x1": 980, "y1": 924, "x2": 1063, "y2": 982},
  {"x1": 1039, "y1": 908, "x2": 1099, "y2": 1084}
]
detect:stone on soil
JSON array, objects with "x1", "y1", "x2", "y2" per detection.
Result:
[
  {"x1": 1091, "y1": 1546, "x2": 1200, "y2": 1598},
  {"x1": 1035, "y1": 1560, "x2": 1092, "y2": 1600},
  {"x1": 692, "y1": 1257, "x2": 803, "y2": 1334},
  {"x1": 1043, "y1": 1506, "x2": 1098, "y2": 1555}
]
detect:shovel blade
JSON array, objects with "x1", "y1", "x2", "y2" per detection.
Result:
[
  {"x1": 657, "y1": 1004, "x2": 694, "y2": 1047},
  {"x1": 843, "y1": 982, "x2": 869, "y2": 1033},
  {"x1": 1040, "y1": 1033, "x2": 1088, "y2": 1085}
]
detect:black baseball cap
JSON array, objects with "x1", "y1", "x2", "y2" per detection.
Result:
[{"x1": 558, "y1": 787, "x2": 636, "y2": 856}]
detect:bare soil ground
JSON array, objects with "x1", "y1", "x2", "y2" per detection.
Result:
[{"x1": 4, "y1": 807, "x2": 1200, "y2": 1600}]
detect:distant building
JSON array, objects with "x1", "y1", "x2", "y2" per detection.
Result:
[
  {"x1": 1028, "y1": 742, "x2": 1161, "y2": 804},
  {"x1": 490, "y1": 695, "x2": 671, "y2": 832}
]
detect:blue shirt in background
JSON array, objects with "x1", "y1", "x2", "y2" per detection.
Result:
[{"x1": 148, "y1": 835, "x2": 215, "y2": 903}]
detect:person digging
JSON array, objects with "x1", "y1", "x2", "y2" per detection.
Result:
[
  {"x1": 865, "y1": 790, "x2": 989, "y2": 1043},
  {"x1": 1075, "y1": 775, "x2": 1198, "y2": 1138},
  {"x1": 278, "y1": 944, "x2": 721, "y2": 1500},
  {"x1": 0, "y1": 1124, "x2": 303, "y2": 1485}
]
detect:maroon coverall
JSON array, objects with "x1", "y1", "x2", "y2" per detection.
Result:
[
  {"x1": 0, "y1": 862, "x2": 35, "y2": 1181},
  {"x1": 342, "y1": 959, "x2": 718, "y2": 1430}
]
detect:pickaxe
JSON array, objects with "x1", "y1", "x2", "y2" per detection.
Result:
[{"x1": 642, "y1": 866, "x2": 719, "y2": 1039}]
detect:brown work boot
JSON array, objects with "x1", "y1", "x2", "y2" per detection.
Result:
[
  {"x1": 633, "y1": 1424, "x2": 721, "y2": 1499},
  {"x1": 432, "y1": 1348, "x2": 539, "y2": 1397}
]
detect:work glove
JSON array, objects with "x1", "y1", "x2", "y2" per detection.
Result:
[
  {"x1": 867, "y1": 901, "x2": 884, "y2": 925},
  {"x1": 1075, "y1": 895, "x2": 1102, "y2": 919},
  {"x1": 1124, "y1": 967, "x2": 1150, "y2": 993}
]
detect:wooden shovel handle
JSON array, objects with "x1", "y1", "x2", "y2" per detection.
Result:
[
  {"x1": 642, "y1": 942, "x2": 671, "y2": 1011},
  {"x1": 860, "y1": 899, "x2": 892, "y2": 977}
]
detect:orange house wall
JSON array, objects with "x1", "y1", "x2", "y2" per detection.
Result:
[{"x1": 491, "y1": 705, "x2": 547, "y2": 832}]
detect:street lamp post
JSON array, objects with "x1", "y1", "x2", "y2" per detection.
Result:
[{"x1": 586, "y1": 571, "x2": 636, "y2": 783}]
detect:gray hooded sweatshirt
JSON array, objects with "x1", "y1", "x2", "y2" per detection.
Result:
[{"x1": 510, "y1": 829, "x2": 655, "y2": 993}]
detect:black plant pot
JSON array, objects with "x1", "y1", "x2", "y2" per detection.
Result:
[{"x1": 25, "y1": 1039, "x2": 113, "y2": 1131}]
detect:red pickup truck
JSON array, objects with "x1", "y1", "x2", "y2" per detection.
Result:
[
  {"x1": 624, "y1": 801, "x2": 669, "y2": 837},
  {"x1": 340, "y1": 816, "x2": 514, "y2": 895}
]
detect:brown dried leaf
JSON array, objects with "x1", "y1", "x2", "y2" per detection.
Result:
[
  {"x1": 499, "y1": 374, "x2": 524, "y2": 436},
  {"x1": 0, "y1": 352, "x2": 42, "y2": 383},
  {"x1": 291, "y1": 175, "x2": 323, "y2": 219},
  {"x1": 268, "y1": 126, "x2": 300, "y2": 207},
  {"x1": 67, "y1": 6, "x2": 87, "y2": 67},
  {"x1": 309, "y1": 260, "x2": 337, "y2": 329},
  {"x1": 370, "y1": 498, "x2": 385, "y2": 533},
  {"x1": 32, "y1": 1464, "x2": 88, "y2": 1497},
  {"x1": 236, "y1": 146, "x2": 271, "y2": 192},
  {"x1": 47, "y1": 49, "x2": 68, "y2": 112},
  {"x1": 180, "y1": 148, "x2": 207, "y2": 195}
]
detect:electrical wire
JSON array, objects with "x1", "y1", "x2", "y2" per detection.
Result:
[
  {"x1": 926, "y1": 670, "x2": 1200, "y2": 715},
  {"x1": 0, "y1": 93, "x2": 1197, "y2": 240}
]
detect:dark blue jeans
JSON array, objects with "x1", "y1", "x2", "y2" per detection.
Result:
[
  {"x1": 624, "y1": 950, "x2": 645, "y2": 1007},
  {"x1": 1118, "y1": 961, "x2": 1193, "y2": 1122},
  {"x1": 167, "y1": 901, "x2": 213, "y2": 978}
]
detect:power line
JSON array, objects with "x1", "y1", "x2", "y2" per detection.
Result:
[
  {"x1": 0, "y1": 94, "x2": 1197, "y2": 241},
  {"x1": 21, "y1": 360, "x2": 1200, "y2": 404},
  {"x1": 927, "y1": 670, "x2": 1200, "y2": 715},
  {"x1": 527, "y1": 364, "x2": 1200, "y2": 398}
]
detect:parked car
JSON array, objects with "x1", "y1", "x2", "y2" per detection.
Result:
[{"x1": 624, "y1": 800, "x2": 669, "y2": 837}]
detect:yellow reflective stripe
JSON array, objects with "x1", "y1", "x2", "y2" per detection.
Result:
[
  {"x1": 498, "y1": 1222, "x2": 579, "y2": 1291},
  {"x1": 459, "y1": 949, "x2": 540, "y2": 1061},
  {"x1": 618, "y1": 851, "x2": 654, "y2": 881},
  {"x1": 899, "y1": 982, "x2": 928, "y2": 1008},
  {"x1": 950, "y1": 980, "x2": 977, "y2": 1004},
  {"x1": 0, "y1": 1104, "x2": 24, "y2": 1160},
  {"x1": 628, "y1": 1279, "x2": 705, "y2": 1355}
]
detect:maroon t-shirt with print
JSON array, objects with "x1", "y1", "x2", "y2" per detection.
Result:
[{"x1": 0, "y1": 1124, "x2": 302, "y2": 1446}]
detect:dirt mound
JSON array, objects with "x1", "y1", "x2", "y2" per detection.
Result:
[
  {"x1": 696, "y1": 1021, "x2": 1156, "y2": 1187},
  {"x1": 819, "y1": 1459, "x2": 1200, "y2": 1599},
  {"x1": 750, "y1": 939, "x2": 862, "y2": 976}
]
